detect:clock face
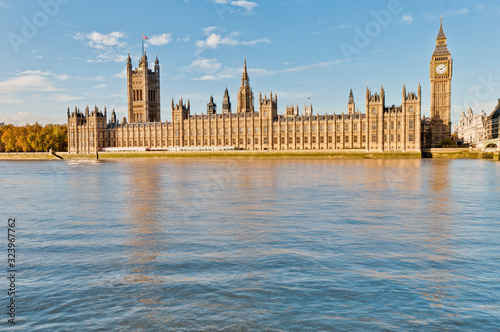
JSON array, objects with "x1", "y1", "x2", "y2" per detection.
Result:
[{"x1": 436, "y1": 64, "x2": 447, "y2": 75}]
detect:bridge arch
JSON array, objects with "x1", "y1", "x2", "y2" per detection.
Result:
[{"x1": 484, "y1": 142, "x2": 498, "y2": 152}]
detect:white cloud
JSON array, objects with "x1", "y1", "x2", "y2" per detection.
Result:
[
  {"x1": 0, "y1": 71, "x2": 60, "y2": 93},
  {"x1": 114, "y1": 69, "x2": 127, "y2": 79},
  {"x1": 195, "y1": 27, "x2": 271, "y2": 52},
  {"x1": 241, "y1": 38, "x2": 272, "y2": 46},
  {"x1": 52, "y1": 94, "x2": 84, "y2": 103},
  {"x1": 230, "y1": 0, "x2": 257, "y2": 11},
  {"x1": 147, "y1": 33, "x2": 172, "y2": 46},
  {"x1": 208, "y1": 0, "x2": 257, "y2": 13},
  {"x1": 447, "y1": 8, "x2": 469, "y2": 16},
  {"x1": 187, "y1": 58, "x2": 222, "y2": 74},
  {"x1": 73, "y1": 31, "x2": 128, "y2": 63},
  {"x1": 0, "y1": 71, "x2": 80, "y2": 112},
  {"x1": 75, "y1": 31, "x2": 127, "y2": 50},
  {"x1": 401, "y1": 14, "x2": 413, "y2": 24},
  {"x1": 195, "y1": 33, "x2": 239, "y2": 49},
  {"x1": 203, "y1": 26, "x2": 220, "y2": 35}
]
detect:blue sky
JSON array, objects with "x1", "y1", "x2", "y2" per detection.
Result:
[{"x1": 1, "y1": 0, "x2": 500, "y2": 125}]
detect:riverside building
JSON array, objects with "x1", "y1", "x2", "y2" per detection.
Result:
[{"x1": 68, "y1": 21, "x2": 454, "y2": 154}]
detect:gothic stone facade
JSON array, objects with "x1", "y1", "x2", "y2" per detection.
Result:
[
  {"x1": 68, "y1": 20, "x2": 459, "y2": 154},
  {"x1": 67, "y1": 76, "x2": 421, "y2": 153}
]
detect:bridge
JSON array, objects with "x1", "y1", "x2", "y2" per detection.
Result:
[{"x1": 482, "y1": 138, "x2": 500, "y2": 152}]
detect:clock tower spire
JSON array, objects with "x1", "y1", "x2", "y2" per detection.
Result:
[{"x1": 429, "y1": 15, "x2": 453, "y2": 146}]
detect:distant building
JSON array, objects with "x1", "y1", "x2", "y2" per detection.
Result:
[
  {"x1": 69, "y1": 20, "x2": 469, "y2": 154},
  {"x1": 453, "y1": 108, "x2": 488, "y2": 146},
  {"x1": 486, "y1": 100, "x2": 500, "y2": 140}
]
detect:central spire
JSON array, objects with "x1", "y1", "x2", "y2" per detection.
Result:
[
  {"x1": 433, "y1": 16, "x2": 449, "y2": 55},
  {"x1": 437, "y1": 14, "x2": 446, "y2": 39},
  {"x1": 241, "y1": 57, "x2": 249, "y2": 87}
]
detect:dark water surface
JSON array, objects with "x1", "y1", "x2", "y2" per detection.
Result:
[{"x1": 1, "y1": 159, "x2": 499, "y2": 331}]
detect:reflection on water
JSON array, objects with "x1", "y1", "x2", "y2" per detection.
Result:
[{"x1": 1, "y1": 159, "x2": 499, "y2": 331}]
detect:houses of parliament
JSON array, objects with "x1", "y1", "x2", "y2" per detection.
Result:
[{"x1": 67, "y1": 20, "x2": 452, "y2": 153}]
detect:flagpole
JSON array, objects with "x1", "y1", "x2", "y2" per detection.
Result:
[{"x1": 142, "y1": 33, "x2": 144, "y2": 56}]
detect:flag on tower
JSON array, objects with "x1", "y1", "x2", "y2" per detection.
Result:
[{"x1": 143, "y1": 34, "x2": 148, "y2": 40}]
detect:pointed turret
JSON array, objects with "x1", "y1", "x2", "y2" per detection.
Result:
[
  {"x1": 222, "y1": 87, "x2": 232, "y2": 114},
  {"x1": 348, "y1": 89, "x2": 355, "y2": 115},
  {"x1": 154, "y1": 54, "x2": 159, "y2": 72},
  {"x1": 207, "y1": 95, "x2": 217, "y2": 115}
]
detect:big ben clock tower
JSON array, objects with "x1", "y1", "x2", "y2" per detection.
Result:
[{"x1": 430, "y1": 16, "x2": 452, "y2": 146}]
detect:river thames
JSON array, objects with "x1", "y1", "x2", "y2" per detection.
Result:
[{"x1": 1, "y1": 159, "x2": 499, "y2": 331}]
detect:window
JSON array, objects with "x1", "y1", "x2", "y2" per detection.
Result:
[
  {"x1": 390, "y1": 134, "x2": 394, "y2": 142},
  {"x1": 397, "y1": 134, "x2": 401, "y2": 142},
  {"x1": 312, "y1": 136, "x2": 316, "y2": 143},
  {"x1": 336, "y1": 124, "x2": 341, "y2": 132},
  {"x1": 281, "y1": 137, "x2": 285, "y2": 144},
  {"x1": 397, "y1": 121, "x2": 401, "y2": 130},
  {"x1": 353, "y1": 136, "x2": 358, "y2": 143},
  {"x1": 320, "y1": 136, "x2": 324, "y2": 143},
  {"x1": 409, "y1": 120, "x2": 415, "y2": 129},
  {"x1": 409, "y1": 133, "x2": 414, "y2": 142},
  {"x1": 345, "y1": 124, "x2": 350, "y2": 132},
  {"x1": 371, "y1": 134, "x2": 377, "y2": 143},
  {"x1": 353, "y1": 124, "x2": 358, "y2": 131},
  {"x1": 345, "y1": 136, "x2": 349, "y2": 143},
  {"x1": 362, "y1": 135, "x2": 366, "y2": 143},
  {"x1": 255, "y1": 127, "x2": 259, "y2": 134},
  {"x1": 288, "y1": 137, "x2": 293, "y2": 144},
  {"x1": 391, "y1": 121, "x2": 394, "y2": 130},
  {"x1": 255, "y1": 138, "x2": 259, "y2": 144},
  {"x1": 296, "y1": 137, "x2": 301, "y2": 144},
  {"x1": 336, "y1": 136, "x2": 340, "y2": 143},
  {"x1": 328, "y1": 125, "x2": 333, "y2": 132},
  {"x1": 304, "y1": 137, "x2": 309, "y2": 144},
  {"x1": 371, "y1": 122, "x2": 377, "y2": 130},
  {"x1": 328, "y1": 136, "x2": 333, "y2": 143}
]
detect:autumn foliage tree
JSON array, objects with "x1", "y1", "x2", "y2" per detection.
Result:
[{"x1": 0, "y1": 123, "x2": 67, "y2": 152}]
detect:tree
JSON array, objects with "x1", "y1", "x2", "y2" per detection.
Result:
[{"x1": 0, "y1": 123, "x2": 68, "y2": 152}]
